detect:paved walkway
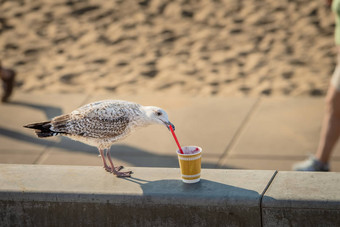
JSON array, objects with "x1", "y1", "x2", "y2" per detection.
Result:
[{"x1": 0, "y1": 92, "x2": 339, "y2": 171}]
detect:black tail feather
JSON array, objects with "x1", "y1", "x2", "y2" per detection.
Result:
[{"x1": 24, "y1": 121, "x2": 56, "y2": 138}]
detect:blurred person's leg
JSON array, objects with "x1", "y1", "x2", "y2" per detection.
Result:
[
  {"x1": 293, "y1": 48, "x2": 340, "y2": 171},
  {"x1": 315, "y1": 85, "x2": 340, "y2": 164},
  {"x1": 316, "y1": 47, "x2": 340, "y2": 164}
]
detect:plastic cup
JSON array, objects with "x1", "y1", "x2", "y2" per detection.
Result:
[{"x1": 176, "y1": 146, "x2": 202, "y2": 183}]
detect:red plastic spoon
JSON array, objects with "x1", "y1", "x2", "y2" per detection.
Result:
[{"x1": 169, "y1": 125, "x2": 184, "y2": 154}]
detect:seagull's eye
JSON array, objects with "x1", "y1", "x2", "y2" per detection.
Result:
[{"x1": 156, "y1": 111, "x2": 162, "y2": 116}]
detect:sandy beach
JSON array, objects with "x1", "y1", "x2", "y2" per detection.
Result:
[{"x1": 0, "y1": 0, "x2": 337, "y2": 97}]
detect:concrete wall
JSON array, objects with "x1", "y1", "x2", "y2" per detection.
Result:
[{"x1": 0, "y1": 164, "x2": 339, "y2": 226}]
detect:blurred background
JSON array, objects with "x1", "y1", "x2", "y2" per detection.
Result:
[
  {"x1": 1, "y1": 0, "x2": 339, "y2": 171},
  {"x1": 0, "y1": 0, "x2": 336, "y2": 96}
]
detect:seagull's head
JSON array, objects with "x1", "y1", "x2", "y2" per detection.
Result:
[{"x1": 144, "y1": 106, "x2": 175, "y2": 131}]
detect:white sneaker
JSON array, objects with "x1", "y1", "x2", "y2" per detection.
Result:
[{"x1": 293, "y1": 156, "x2": 330, "y2": 172}]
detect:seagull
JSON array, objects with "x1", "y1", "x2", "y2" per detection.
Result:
[{"x1": 24, "y1": 100, "x2": 175, "y2": 177}]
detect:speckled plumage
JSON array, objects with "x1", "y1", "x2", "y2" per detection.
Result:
[{"x1": 50, "y1": 100, "x2": 148, "y2": 148}]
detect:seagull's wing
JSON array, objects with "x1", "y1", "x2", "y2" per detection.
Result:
[{"x1": 51, "y1": 101, "x2": 136, "y2": 138}]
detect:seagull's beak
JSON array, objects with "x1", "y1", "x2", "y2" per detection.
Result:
[{"x1": 162, "y1": 120, "x2": 175, "y2": 131}]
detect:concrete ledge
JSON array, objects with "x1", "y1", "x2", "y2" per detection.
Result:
[
  {"x1": 262, "y1": 171, "x2": 340, "y2": 226},
  {"x1": 0, "y1": 164, "x2": 275, "y2": 226},
  {"x1": 1, "y1": 165, "x2": 340, "y2": 226}
]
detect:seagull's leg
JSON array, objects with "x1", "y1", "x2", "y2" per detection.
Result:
[
  {"x1": 106, "y1": 149, "x2": 132, "y2": 177},
  {"x1": 98, "y1": 148, "x2": 111, "y2": 172},
  {"x1": 105, "y1": 149, "x2": 124, "y2": 172}
]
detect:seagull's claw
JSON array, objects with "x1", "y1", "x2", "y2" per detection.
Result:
[
  {"x1": 115, "y1": 171, "x2": 133, "y2": 177},
  {"x1": 104, "y1": 165, "x2": 124, "y2": 173}
]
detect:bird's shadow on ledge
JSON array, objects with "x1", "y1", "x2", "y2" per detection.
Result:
[{"x1": 123, "y1": 177, "x2": 260, "y2": 204}]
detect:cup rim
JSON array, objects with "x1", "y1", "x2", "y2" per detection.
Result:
[{"x1": 176, "y1": 146, "x2": 202, "y2": 155}]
